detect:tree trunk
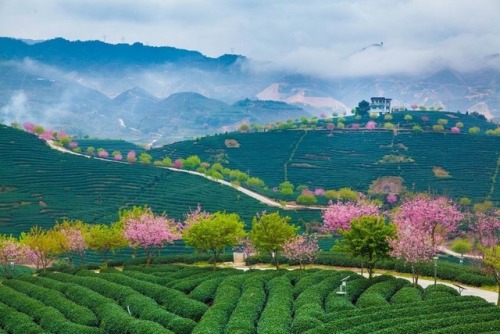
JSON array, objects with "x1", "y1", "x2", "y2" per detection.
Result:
[{"x1": 146, "y1": 249, "x2": 151, "y2": 267}]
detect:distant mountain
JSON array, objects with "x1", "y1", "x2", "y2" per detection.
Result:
[
  {"x1": 0, "y1": 37, "x2": 498, "y2": 144},
  {"x1": 0, "y1": 37, "x2": 243, "y2": 70}
]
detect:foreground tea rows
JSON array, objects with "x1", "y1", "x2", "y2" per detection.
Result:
[{"x1": 0, "y1": 265, "x2": 498, "y2": 333}]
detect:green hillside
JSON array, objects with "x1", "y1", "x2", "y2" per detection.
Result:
[
  {"x1": 0, "y1": 124, "x2": 321, "y2": 237},
  {"x1": 0, "y1": 265, "x2": 498, "y2": 333},
  {"x1": 150, "y1": 111, "x2": 500, "y2": 203}
]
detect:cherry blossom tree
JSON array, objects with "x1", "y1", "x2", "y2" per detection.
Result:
[
  {"x1": 471, "y1": 211, "x2": 500, "y2": 248},
  {"x1": 283, "y1": 234, "x2": 319, "y2": 269},
  {"x1": 451, "y1": 126, "x2": 461, "y2": 134},
  {"x1": 173, "y1": 159, "x2": 183, "y2": 169},
  {"x1": 126, "y1": 150, "x2": 137, "y2": 163},
  {"x1": 322, "y1": 200, "x2": 380, "y2": 234},
  {"x1": 471, "y1": 211, "x2": 500, "y2": 305},
  {"x1": 20, "y1": 226, "x2": 67, "y2": 271},
  {"x1": 38, "y1": 130, "x2": 54, "y2": 141},
  {"x1": 392, "y1": 196, "x2": 463, "y2": 248},
  {"x1": 183, "y1": 204, "x2": 210, "y2": 229},
  {"x1": 389, "y1": 225, "x2": 435, "y2": 285},
  {"x1": 23, "y1": 122, "x2": 35, "y2": 133},
  {"x1": 97, "y1": 148, "x2": 109, "y2": 158},
  {"x1": 54, "y1": 219, "x2": 87, "y2": 265},
  {"x1": 112, "y1": 151, "x2": 122, "y2": 161},
  {"x1": 0, "y1": 236, "x2": 26, "y2": 277},
  {"x1": 390, "y1": 195, "x2": 463, "y2": 285},
  {"x1": 366, "y1": 121, "x2": 377, "y2": 130},
  {"x1": 123, "y1": 209, "x2": 181, "y2": 266},
  {"x1": 386, "y1": 193, "x2": 398, "y2": 205},
  {"x1": 314, "y1": 188, "x2": 325, "y2": 196}
]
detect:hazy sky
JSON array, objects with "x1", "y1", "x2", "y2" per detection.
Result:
[{"x1": 1, "y1": 0, "x2": 499, "y2": 77}]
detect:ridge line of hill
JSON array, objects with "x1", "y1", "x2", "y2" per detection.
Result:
[{"x1": 45, "y1": 140, "x2": 323, "y2": 211}]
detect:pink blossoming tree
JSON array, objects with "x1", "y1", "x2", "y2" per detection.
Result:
[
  {"x1": 322, "y1": 200, "x2": 380, "y2": 234},
  {"x1": 386, "y1": 193, "x2": 398, "y2": 205},
  {"x1": 0, "y1": 236, "x2": 26, "y2": 277},
  {"x1": 471, "y1": 211, "x2": 500, "y2": 304},
  {"x1": 366, "y1": 121, "x2": 377, "y2": 130},
  {"x1": 97, "y1": 149, "x2": 109, "y2": 158},
  {"x1": 390, "y1": 195, "x2": 463, "y2": 284},
  {"x1": 127, "y1": 150, "x2": 137, "y2": 163},
  {"x1": 23, "y1": 122, "x2": 35, "y2": 133},
  {"x1": 389, "y1": 226, "x2": 436, "y2": 285},
  {"x1": 283, "y1": 234, "x2": 319, "y2": 269},
  {"x1": 123, "y1": 209, "x2": 181, "y2": 266},
  {"x1": 392, "y1": 196, "x2": 463, "y2": 247},
  {"x1": 55, "y1": 220, "x2": 87, "y2": 265}
]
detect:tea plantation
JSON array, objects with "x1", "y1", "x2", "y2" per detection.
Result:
[
  {"x1": 0, "y1": 265, "x2": 498, "y2": 333},
  {"x1": 150, "y1": 112, "x2": 499, "y2": 203},
  {"x1": 0, "y1": 125, "x2": 321, "y2": 239}
]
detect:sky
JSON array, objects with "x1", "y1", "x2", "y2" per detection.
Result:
[{"x1": 1, "y1": 0, "x2": 499, "y2": 77}]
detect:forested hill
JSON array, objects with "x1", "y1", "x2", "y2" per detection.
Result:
[{"x1": 0, "y1": 37, "x2": 243, "y2": 70}]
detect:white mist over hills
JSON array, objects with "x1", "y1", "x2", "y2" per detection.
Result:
[{"x1": 0, "y1": 37, "x2": 498, "y2": 144}]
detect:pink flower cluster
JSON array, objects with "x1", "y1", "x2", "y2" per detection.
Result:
[
  {"x1": 127, "y1": 150, "x2": 137, "y2": 162},
  {"x1": 98, "y1": 150, "x2": 109, "y2": 158},
  {"x1": 283, "y1": 234, "x2": 319, "y2": 268},
  {"x1": 322, "y1": 201, "x2": 380, "y2": 233},
  {"x1": 366, "y1": 121, "x2": 377, "y2": 130},
  {"x1": 471, "y1": 212, "x2": 500, "y2": 248},
  {"x1": 124, "y1": 211, "x2": 181, "y2": 250}
]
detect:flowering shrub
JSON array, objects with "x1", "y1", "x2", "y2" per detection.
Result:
[
  {"x1": 322, "y1": 201, "x2": 380, "y2": 233},
  {"x1": 126, "y1": 150, "x2": 137, "y2": 162},
  {"x1": 282, "y1": 234, "x2": 319, "y2": 269},
  {"x1": 366, "y1": 121, "x2": 376, "y2": 130},
  {"x1": 386, "y1": 193, "x2": 398, "y2": 204},
  {"x1": 97, "y1": 149, "x2": 109, "y2": 158}
]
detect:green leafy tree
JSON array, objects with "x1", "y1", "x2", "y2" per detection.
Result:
[
  {"x1": 249, "y1": 212, "x2": 298, "y2": 269},
  {"x1": 139, "y1": 152, "x2": 152, "y2": 164},
  {"x1": 355, "y1": 100, "x2": 371, "y2": 116},
  {"x1": 450, "y1": 238, "x2": 472, "y2": 263},
  {"x1": 182, "y1": 155, "x2": 201, "y2": 170},
  {"x1": 279, "y1": 181, "x2": 294, "y2": 195},
  {"x1": 296, "y1": 194, "x2": 317, "y2": 205},
  {"x1": 183, "y1": 212, "x2": 245, "y2": 269},
  {"x1": 84, "y1": 223, "x2": 127, "y2": 266},
  {"x1": 469, "y1": 126, "x2": 481, "y2": 135},
  {"x1": 480, "y1": 245, "x2": 500, "y2": 305},
  {"x1": 336, "y1": 216, "x2": 396, "y2": 279},
  {"x1": 20, "y1": 226, "x2": 67, "y2": 271}
]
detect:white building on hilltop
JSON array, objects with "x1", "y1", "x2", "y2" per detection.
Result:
[{"x1": 370, "y1": 97, "x2": 392, "y2": 113}]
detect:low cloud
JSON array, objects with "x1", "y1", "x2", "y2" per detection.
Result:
[{"x1": 0, "y1": 0, "x2": 499, "y2": 78}]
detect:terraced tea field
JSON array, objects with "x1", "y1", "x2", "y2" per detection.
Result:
[
  {"x1": 152, "y1": 113, "x2": 499, "y2": 203},
  {"x1": 0, "y1": 125, "x2": 321, "y2": 238},
  {"x1": 0, "y1": 265, "x2": 498, "y2": 333}
]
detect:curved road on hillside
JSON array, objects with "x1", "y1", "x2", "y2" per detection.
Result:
[{"x1": 46, "y1": 140, "x2": 322, "y2": 210}]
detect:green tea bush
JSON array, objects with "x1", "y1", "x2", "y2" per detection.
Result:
[
  {"x1": 193, "y1": 276, "x2": 242, "y2": 334},
  {"x1": 0, "y1": 301, "x2": 45, "y2": 334},
  {"x1": 189, "y1": 277, "x2": 225, "y2": 303},
  {"x1": 225, "y1": 275, "x2": 267, "y2": 333},
  {"x1": 0, "y1": 285, "x2": 103, "y2": 334},
  {"x1": 3, "y1": 279, "x2": 98, "y2": 326},
  {"x1": 257, "y1": 276, "x2": 293, "y2": 334},
  {"x1": 390, "y1": 286, "x2": 423, "y2": 304},
  {"x1": 324, "y1": 294, "x2": 356, "y2": 312},
  {"x1": 94, "y1": 271, "x2": 208, "y2": 321},
  {"x1": 355, "y1": 277, "x2": 409, "y2": 308},
  {"x1": 424, "y1": 284, "x2": 459, "y2": 300}
]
